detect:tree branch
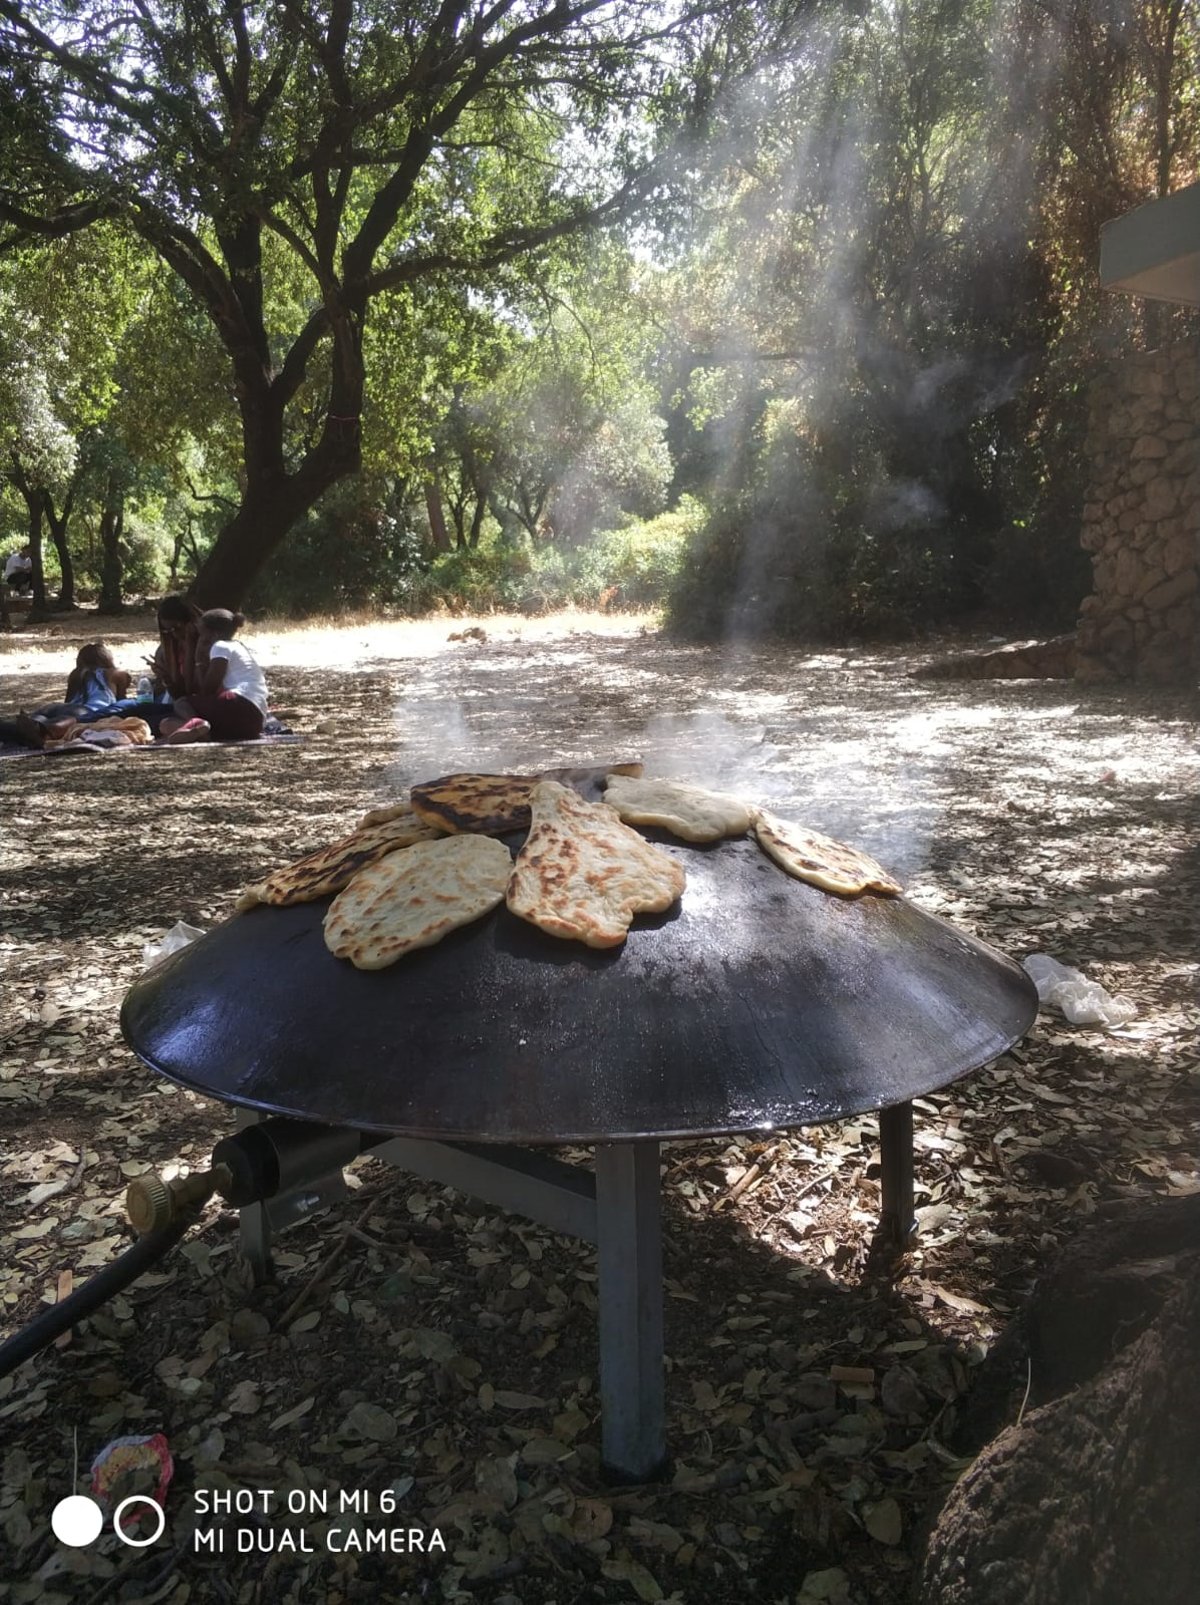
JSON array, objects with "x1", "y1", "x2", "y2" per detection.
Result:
[
  {"x1": 186, "y1": 474, "x2": 238, "y2": 513},
  {"x1": 361, "y1": 157, "x2": 671, "y2": 299},
  {"x1": 0, "y1": 197, "x2": 119, "y2": 249}
]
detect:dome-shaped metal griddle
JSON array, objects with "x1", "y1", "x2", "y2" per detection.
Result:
[{"x1": 121, "y1": 834, "x2": 1037, "y2": 1143}]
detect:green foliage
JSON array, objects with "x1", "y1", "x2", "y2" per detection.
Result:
[
  {"x1": 113, "y1": 521, "x2": 171, "y2": 600},
  {"x1": 570, "y1": 499, "x2": 702, "y2": 605},
  {"x1": 424, "y1": 245, "x2": 676, "y2": 551},
  {"x1": 653, "y1": 0, "x2": 1200, "y2": 641},
  {"x1": 387, "y1": 497, "x2": 702, "y2": 617},
  {"x1": 1, "y1": 0, "x2": 785, "y2": 603},
  {"x1": 246, "y1": 485, "x2": 429, "y2": 618},
  {"x1": 1, "y1": 0, "x2": 1197, "y2": 630}
]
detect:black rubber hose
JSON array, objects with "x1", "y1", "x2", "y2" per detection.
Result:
[{"x1": 0, "y1": 1208, "x2": 201, "y2": 1381}]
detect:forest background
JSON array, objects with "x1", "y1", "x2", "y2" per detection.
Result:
[{"x1": 0, "y1": 0, "x2": 1197, "y2": 641}]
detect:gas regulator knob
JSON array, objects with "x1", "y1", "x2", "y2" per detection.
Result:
[{"x1": 126, "y1": 1174, "x2": 174, "y2": 1235}]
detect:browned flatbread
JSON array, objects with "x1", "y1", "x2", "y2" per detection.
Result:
[
  {"x1": 410, "y1": 765, "x2": 647, "y2": 834},
  {"x1": 410, "y1": 773, "x2": 538, "y2": 836},
  {"x1": 324, "y1": 835, "x2": 512, "y2": 969},
  {"x1": 753, "y1": 810, "x2": 902, "y2": 898},
  {"x1": 506, "y1": 781, "x2": 686, "y2": 948},
  {"x1": 237, "y1": 811, "x2": 443, "y2": 909}
]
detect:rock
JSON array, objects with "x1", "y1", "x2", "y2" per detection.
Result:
[
  {"x1": 1162, "y1": 534, "x2": 1195, "y2": 576},
  {"x1": 1075, "y1": 336, "x2": 1198, "y2": 684},
  {"x1": 911, "y1": 635, "x2": 1076, "y2": 681},
  {"x1": 1131, "y1": 434, "x2": 1168, "y2": 459},
  {"x1": 1143, "y1": 477, "x2": 1179, "y2": 519},
  {"x1": 1129, "y1": 365, "x2": 1166, "y2": 396},
  {"x1": 881, "y1": 1365, "x2": 927, "y2": 1418},
  {"x1": 920, "y1": 1199, "x2": 1200, "y2": 1605},
  {"x1": 1114, "y1": 546, "x2": 1142, "y2": 596},
  {"x1": 1143, "y1": 568, "x2": 1197, "y2": 612}
]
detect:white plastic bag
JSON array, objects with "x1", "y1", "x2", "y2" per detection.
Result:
[
  {"x1": 141, "y1": 921, "x2": 206, "y2": 972},
  {"x1": 1022, "y1": 953, "x2": 1136, "y2": 1028}
]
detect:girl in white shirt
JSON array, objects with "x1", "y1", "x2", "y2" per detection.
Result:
[{"x1": 162, "y1": 608, "x2": 269, "y2": 743}]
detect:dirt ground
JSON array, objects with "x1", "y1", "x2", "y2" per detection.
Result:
[{"x1": 1, "y1": 609, "x2": 1197, "y2": 1605}]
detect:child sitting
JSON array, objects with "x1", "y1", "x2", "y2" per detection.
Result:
[
  {"x1": 161, "y1": 609, "x2": 269, "y2": 744},
  {"x1": 0, "y1": 644, "x2": 138, "y2": 747},
  {"x1": 62, "y1": 643, "x2": 134, "y2": 712}
]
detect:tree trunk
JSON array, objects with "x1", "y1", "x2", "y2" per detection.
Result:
[
  {"x1": 8, "y1": 461, "x2": 50, "y2": 615},
  {"x1": 190, "y1": 392, "x2": 362, "y2": 607},
  {"x1": 190, "y1": 493, "x2": 301, "y2": 609},
  {"x1": 468, "y1": 494, "x2": 487, "y2": 550},
  {"x1": 425, "y1": 481, "x2": 451, "y2": 555},
  {"x1": 97, "y1": 476, "x2": 125, "y2": 613},
  {"x1": 450, "y1": 492, "x2": 468, "y2": 549},
  {"x1": 42, "y1": 491, "x2": 77, "y2": 609},
  {"x1": 921, "y1": 1195, "x2": 1200, "y2": 1605}
]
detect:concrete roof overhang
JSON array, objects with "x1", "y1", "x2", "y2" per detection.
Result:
[{"x1": 1100, "y1": 180, "x2": 1200, "y2": 305}]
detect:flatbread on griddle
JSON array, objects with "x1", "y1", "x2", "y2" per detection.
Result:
[
  {"x1": 540, "y1": 761, "x2": 644, "y2": 803},
  {"x1": 603, "y1": 774, "x2": 753, "y2": 843},
  {"x1": 410, "y1": 773, "x2": 538, "y2": 836},
  {"x1": 324, "y1": 834, "x2": 512, "y2": 969},
  {"x1": 753, "y1": 810, "x2": 902, "y2": 898},
  {"x1": 236, "y1": 811, "x2": 443, "y2": 909},
  {"x1": 506, "y1": 780, "x2": 686, "y2": 948},
  {"x1": 409, "y1": 764, "x2": 649, "y2": 834},
  {"x1": 357, "y1": 799, "x2": 418, "y2": 830}
]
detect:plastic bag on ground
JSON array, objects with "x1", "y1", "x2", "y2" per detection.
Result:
[
  {"x1": 141, "y1": 921, "x2": 206, "y2": 972},
  {"x1": 91, "y1": 1433, "x2": 174, "y2": 1514},
  {"x1": 1022, "y1": 953, "x2": 1136, "y2": 1028}
]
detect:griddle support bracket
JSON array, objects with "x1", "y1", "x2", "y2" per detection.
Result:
[
  {"x1": 879, "y1": 1100, "x2": 916, "y2": 1246},
  {"x1": 596, "y1": 1141, "x2": 667, "y2": 1483},
  {"x1": 231, "y1": 1110, "x2": 354, "y2": 1281},
  {"x1": 371, "y1": 1137, "x2": 598, "y2": 1243},
  {"x1": 236, "y1": 1109, "x2": 273, "y2": 1282}
]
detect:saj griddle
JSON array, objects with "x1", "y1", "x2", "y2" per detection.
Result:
[{"x1": 122, "y1": 833, "x2": 1037, "y2": 1479}]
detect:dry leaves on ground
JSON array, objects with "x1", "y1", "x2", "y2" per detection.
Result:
[{"x1": 0, "y1": 614, "x2": 1197, "y2": 1604}]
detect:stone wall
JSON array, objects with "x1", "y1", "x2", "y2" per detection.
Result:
[{"x1": 1076, "y1": 340, "x2": 1199, "y2": 683}]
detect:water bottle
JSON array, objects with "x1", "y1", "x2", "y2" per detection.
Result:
[{"x1": 136, "y1": 676, "x2": 153, "y2": 703}]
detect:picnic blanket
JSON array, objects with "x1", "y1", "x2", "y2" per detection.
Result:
[{"x1": 0, "y1": 715, "x2": 299, "y2": 762}]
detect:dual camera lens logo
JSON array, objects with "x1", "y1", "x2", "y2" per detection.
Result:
[{"x1": 52, "y1": 1493, "x2": 165, "y2": 1548}]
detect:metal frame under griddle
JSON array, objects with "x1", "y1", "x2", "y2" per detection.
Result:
[{"x1": 234, "y1": 1104, "x2": 916, "y2": 1482}]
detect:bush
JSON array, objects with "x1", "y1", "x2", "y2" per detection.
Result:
[
  {"x1": 568, "y1": 499, "x2": 701, "y2": 606},
  {"x1": 423, "y1": 545, "x2": 528, "y2": 613},
  {"x1": 667, "y1": 484, "x2": 845, "y2": 640},
  {"x1": 412, "y1": 497, "x2": 701, "y2": 615},
  {"x1": 247, "y1": 496, "x2": 429, "y2": 616},
  {"x1": 983, "y1": 517, "x2": 1092, "y2": 631},
  {"x1": 118, "y1": 524, "x2": 171, "y2": 599}
]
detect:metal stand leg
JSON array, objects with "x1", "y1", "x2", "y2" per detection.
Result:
[
  {"x1": 595, "y1": 1141, "x2": 667, "y2": 1483},
  {"x1": 879, "y1": 1100, "x2": 916, "y2": 1247},
  {"x1": 235, "y1": 1109, "x2": 273, "y2": 1283}
]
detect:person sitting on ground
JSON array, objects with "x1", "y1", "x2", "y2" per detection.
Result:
[
  {"x1": 63, "y1": 642, "x2": 134, "y2": 708},
  {"x1": 57, "y1": 642, "x2": 173, "y2": 732},
  {"x1": 4, "y1": 547, "x2": 33, "y2": 595},
  {"x1": 0, "y1": 643, "x2": 140, "y2": 748},
  {"x1": 161, "y1": 608, "x2": 269, "y2": 744},
  {"x1": 150, "y1": 594, "x2": 203, "y2": 700}
]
